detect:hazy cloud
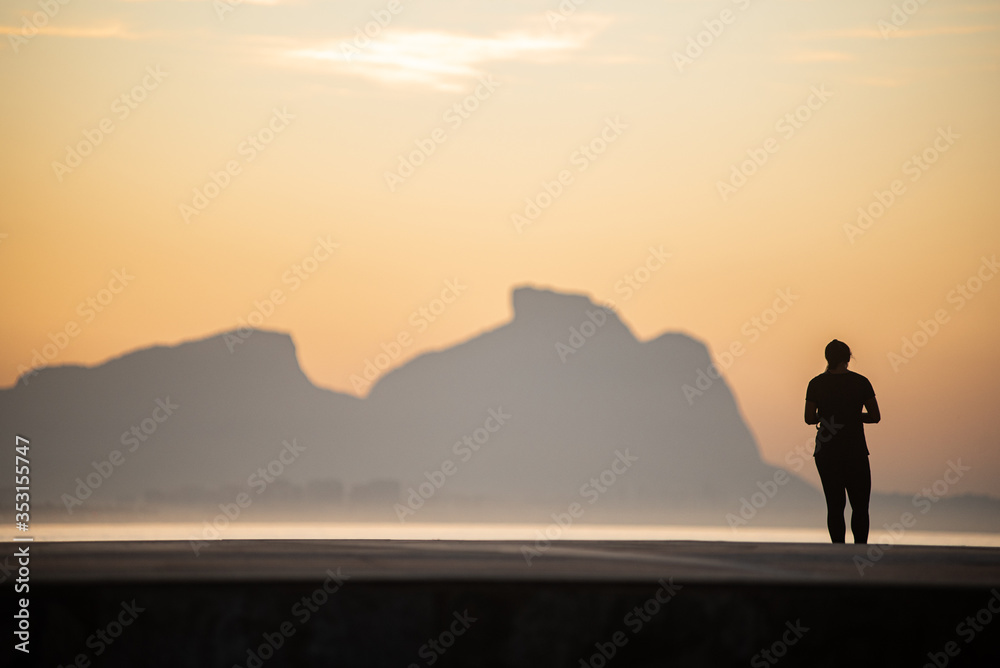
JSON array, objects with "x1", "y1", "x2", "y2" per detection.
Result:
[{"x1": 289, "y1": 28, "x2": 596, "y2": 92}]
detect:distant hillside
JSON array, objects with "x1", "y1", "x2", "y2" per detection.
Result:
[{"x1": 2, "y1": 286, "x2": 997, "y2": 532}]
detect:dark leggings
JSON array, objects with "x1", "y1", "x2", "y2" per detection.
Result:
[{"x1": 815, "y1": 455, "x2": 871, "y2": 544}]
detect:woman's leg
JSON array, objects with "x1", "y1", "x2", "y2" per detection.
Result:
[
  {"x1": 815, "y1": 456, "x2": 847, "y2": 543},
  {"x1": 846, "y1": 456, "x2": 872, "y2": 544}
]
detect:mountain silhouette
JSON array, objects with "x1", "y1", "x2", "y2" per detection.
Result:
[{"x1": 2, "y1": 285, "x2": 996, "y2": 531}]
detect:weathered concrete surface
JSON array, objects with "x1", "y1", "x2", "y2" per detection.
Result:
[
  {"x1": 24, "y1": 539, "x2": 1000, "y2": 586},
  {"x1": 9, "y1": 540, "x2": 1000, "y2": 667}
]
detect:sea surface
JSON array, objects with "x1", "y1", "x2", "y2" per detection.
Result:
[{"x1": 8, "y1": 522, "x2": 1000, "y2": 546}]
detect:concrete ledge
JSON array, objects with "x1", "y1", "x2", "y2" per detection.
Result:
[
  {"x1": 9, "y1": 540, "x2": 1000, "y2": 667},
  {"x1": 24, "y1": 539, "x2": 1000, "y2": 587}
]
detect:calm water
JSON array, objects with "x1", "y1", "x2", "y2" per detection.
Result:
[{"x1": 8, "y1": 522, "x2": 1000, "y2": 546}]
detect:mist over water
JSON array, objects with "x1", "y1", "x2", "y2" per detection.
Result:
[{"x1": 14, "y1": 522, "x2": 1000, "y2": 547}]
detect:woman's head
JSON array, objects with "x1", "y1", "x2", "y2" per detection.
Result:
[{"x1": 825, "y1": 339, "x2": 852, "y2": 369}]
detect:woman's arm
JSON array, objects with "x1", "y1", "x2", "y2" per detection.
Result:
[
  {"x1": 804, "y1": 400, "x2": 819, "y2": 425},
  {"x1": 862, "y1": 395, "x2": 880, "y2": 423}
]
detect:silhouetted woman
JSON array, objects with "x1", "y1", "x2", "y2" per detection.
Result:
[{"x1": 804, "y1": 340, "x2": 880, "y2": 543}]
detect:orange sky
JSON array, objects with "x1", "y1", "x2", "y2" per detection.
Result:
[{"x1": 2, "y1": 0, "x2": 999, "y2": 497}]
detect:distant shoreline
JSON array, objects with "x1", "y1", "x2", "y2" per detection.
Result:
[{"x1": 7, "y1": 520, "x2": 1000, "y2": 548}]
